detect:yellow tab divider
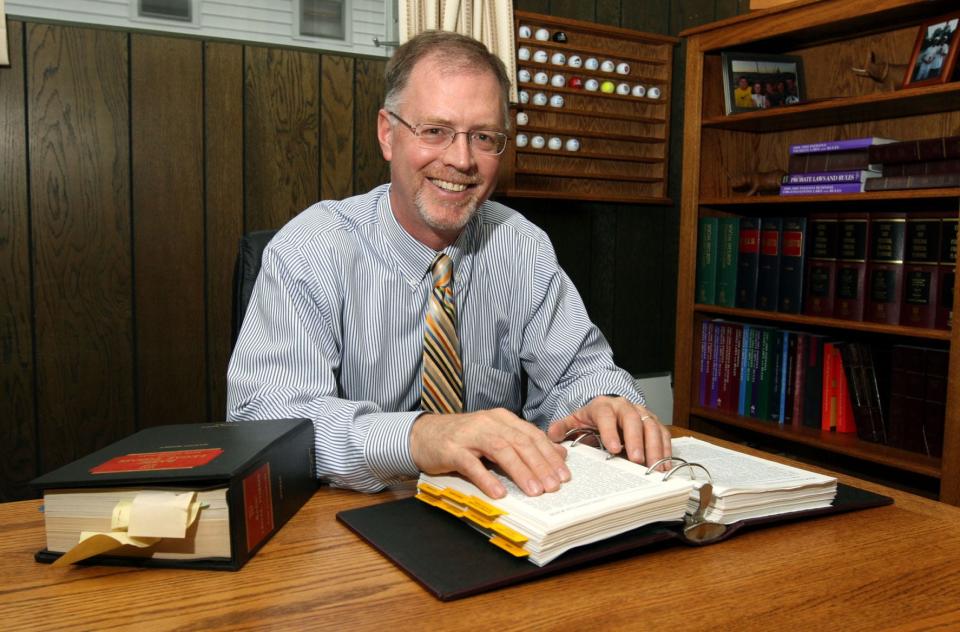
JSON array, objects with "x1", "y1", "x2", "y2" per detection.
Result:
[{"x1": 489, "y1": 536, "x2": 529, "y2": 557}]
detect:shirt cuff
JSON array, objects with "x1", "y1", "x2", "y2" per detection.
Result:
[{"x1": 364, "y1": 411, "x2": 422, "y2": 484}]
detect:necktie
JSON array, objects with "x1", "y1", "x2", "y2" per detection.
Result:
[{"x1": 421, "y1": 253, "x2": 464, "y2": 414}]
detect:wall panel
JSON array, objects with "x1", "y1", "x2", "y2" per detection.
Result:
[
  {"x1": 0, "y1": 20, "x2": 37, "y2": 500},
  {"x1": 27, "y1": 23, "x2": 135, "y2": 472},
  {"x1": 320, "y1": 55, "x2": 356, "y2": 201},
  {"x1": 353, "y1": 58, "x2": 389, "y2": 193}
]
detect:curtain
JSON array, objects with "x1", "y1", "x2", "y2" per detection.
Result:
[
  {"x1": 398, "y1": 0, "x2": 517, "y2": 102},
  {"x1": 1, "y1": 0, "x2": 9, "y2": 66}
]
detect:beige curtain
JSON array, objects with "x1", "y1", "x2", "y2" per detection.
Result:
[
  {"x1": 1, "y1": 0, "x2": 9, "y2": 66},
  {"x1": 399, "y1": 0, "x2": 517, "y2": 102}
]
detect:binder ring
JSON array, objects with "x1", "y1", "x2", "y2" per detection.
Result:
[
  {"x1": 663, "y1": 462, "x2": 713, "y2": 482},
  {"x1": 562, "y1": 428, "x2": 614, "y2": 459},
  {"x1": 645, "y1": 457, "x2": 688, "y2": 474}
]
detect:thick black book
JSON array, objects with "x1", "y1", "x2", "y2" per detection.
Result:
[
  {"x1": 868, "y1": 135, "x2": 960, "y2": 164},
  {"x1": 778, "y1": 217, "x2": 807, "y2": 313},
  {"x1": 337, "y1": 484, "x2": 891, "y2": 601},
  {"x1": 736, "y1": 217, "x2": 762, "y2": 309},
  {"x1": 32, "y1": 419, "x2": 317, "y2": 570},
  {"x1": 756, "y1": 217, "x2": 783, "y2": 311}
]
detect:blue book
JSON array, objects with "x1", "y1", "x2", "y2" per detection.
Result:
[
  {"x1": 738, "y1": 324, "x2": 752, "y2": 416},
  {"x1": 780, "y1": 182, "x2": 866, "y2": 195},
  {"x1": 789, "y1": 137, "x2": 898, "y2": 155},
  {"x1": 782, "y1": 170, "x2": 881, "y2": 184}
]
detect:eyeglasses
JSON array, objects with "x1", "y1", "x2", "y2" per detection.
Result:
[{"x1": 387, "y1": 111, "x2": 509, "y2": 156}]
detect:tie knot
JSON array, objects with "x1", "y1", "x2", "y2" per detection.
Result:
[{"x1": 430, "y1": 253, "x2": 453, "y2": 290}]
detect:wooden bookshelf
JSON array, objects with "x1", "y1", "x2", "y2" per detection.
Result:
[
  {"x1": 673, "y1": 0, "x2": 960, "y2": 505},
  {"x1": 496, "y1": 10, "x2": 678, "y2": 204}
]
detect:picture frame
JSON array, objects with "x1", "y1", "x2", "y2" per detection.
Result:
[
  {"x1": 902, "y1": 13, "x2": 960, "y2": 88},
  {"x1": 721, "y1": 52, "x2": 804, "y2": 115}
]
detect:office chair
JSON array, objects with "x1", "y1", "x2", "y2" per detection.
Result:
[{"x1": 231, "y1": 229, "x2": 278, "y2": 347}]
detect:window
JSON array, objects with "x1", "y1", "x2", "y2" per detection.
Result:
[
  {"x1": 138, "y1": 0, "x2": 192, "y2": 22},
  {"x1": 299, "y1": 0, "x2": 347, "y2": 40}
]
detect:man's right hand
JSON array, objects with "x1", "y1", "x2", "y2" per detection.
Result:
[{"x1": 409, "y1": 409, "x2": 570, "y2": 499}]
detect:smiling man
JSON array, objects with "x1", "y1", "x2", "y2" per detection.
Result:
[{"x1": 226, "y1": 31, "x2": 670, "y2": 499}]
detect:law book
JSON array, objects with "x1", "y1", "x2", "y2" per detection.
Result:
[
  {"x1": 726, "y1": 323, "x2": 744, "y2": 415},
  {"x1": 781, "y1": 170, "x2": 881, "y2": 184},
  {"x1": 780, "y1": 331, "x2": 798, "y2": 425},
  {"x1": 789, "y1": 137, "x2": 898, "y2": 155},
  {"x1": 699, "y1": 320, "x2": 712, "y2": 406},
  {"x1": 716, "y1": 216, "x2": 740, "y2": 308},
  {"x1": 864, "y1": 213, "x2": 907, "y2": 324},
  {"x1": 922, "y1": 348, "x2": 948, "y2": 458},
  {"x1": 882, "y1": 159, "x2": 960, "y2": 177},
  {"x1": 736, "y1": 217, "x2": 762, "y2": 309},
  {"x1": 696, "y1": 217, "x2": 719, "y2": 304},
  {"x1": 790, "y1": 333, "x2": 807, "y2": 428},
  {"x1": 837, "y1": 343, "x2": 885, "y2": 444},
  {"x1": 867, "y1": 135, "x2": 960, "y2": 164},
  {"x1": 778, "y1": 217, "x2": 806, "y2": 314},
  {"x1": 803, "y1": 214, "x2": 839, "y2": 317},
  {"x1": 936, "y1": 217, "x2": 958, "y2": 330},
  {"x1": 900, "y1": 215, "x2": 942, "y2": 329},
  {"x1": 756, "y1": 217, "x2": 782, "y2": 311},
  {"x1": 833, "y1": 344, "x2": 857, "y2": 434},
  {"x1": 888, "y1": 345, "x2": 946, "y2": 456},
  {"x1": 863, "y1": 173, "x2": 960, "y2": 191},
  {"x1": 834, "y1": 213, "x2": 870, "y2": 321},
  {"x1": 779, "y1": 182, "x2": 866, "y2": 196},
  {"x1": 787, "y1": 150, "x2": 878, "y2": 174},
  {"x1": 821, "y1": 342, "x2": 839, "y2": 431},
  {"x1": 31, "y1": 419, "x2": 316, "y2": 570},
  {"x1": 802, "y1": 335, "x2": 826, "y2": 429},
  {"x1": 413, "y1": 436, "x2": 838, "y2": 567},
  {"x1": 738, "y1": 324, "x2": 753, "y2": 416}
]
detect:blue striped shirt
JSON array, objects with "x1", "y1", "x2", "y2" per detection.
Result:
[{"x1": 226, "y1": 184, "x2": 643, "y2": 492}]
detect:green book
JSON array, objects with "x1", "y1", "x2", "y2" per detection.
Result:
[
  {"x1": 696, "y1": 217, "x2": 719, "y2": 304},
  {"x1": 716, "y1": 217, "x2": 740, "y2": 307}
]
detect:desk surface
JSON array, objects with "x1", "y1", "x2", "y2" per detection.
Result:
[{"x1": 2, "y1": 430, "x2": 960, "y2": 631}]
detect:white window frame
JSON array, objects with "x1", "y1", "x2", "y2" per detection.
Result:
[
  {"x1": 130, "y1": 0, "x2": 201, "y2": 29},
  {"x1": 294, "y1": 0, "x2": 352, "y2": 45}
]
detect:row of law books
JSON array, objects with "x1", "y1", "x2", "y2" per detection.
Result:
[
  {"x1": 697, "y1": 319, "x2": 947, "y2": 457},
  {"x1": 695, "y1": 213, "x2": 959, "y2": 329},
  {"x1": 778, "y1": 135, "x2": 960, "y2": 195}
]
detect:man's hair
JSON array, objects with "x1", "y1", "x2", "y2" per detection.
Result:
[{"x1": 383, "y1": 30, "x2": 511, "y2": 130}]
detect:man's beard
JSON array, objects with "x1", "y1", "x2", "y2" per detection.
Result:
[{"x1": 414, "y1": 180, "x2": 483, "y2": 234}]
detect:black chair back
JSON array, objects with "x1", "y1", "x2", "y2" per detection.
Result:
[{"x1": 231, "y1": 229, "x2": 278, "y2": 346}]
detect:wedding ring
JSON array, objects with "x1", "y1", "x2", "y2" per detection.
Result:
[{"x1": 640, "y1": 415, "x2": 653, "y2": 422}]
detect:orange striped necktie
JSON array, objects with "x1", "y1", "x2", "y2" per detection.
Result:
[{"x1": 421, "y1": 253, "x2": 464, "y2": 414}]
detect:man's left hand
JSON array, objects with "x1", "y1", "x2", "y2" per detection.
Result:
[{"x1": 546, "y1": 396, "x2": 671, "y2": 466}]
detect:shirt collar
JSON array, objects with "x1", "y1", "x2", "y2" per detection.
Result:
[{"x1": 377, "y1": 185, "x2": 478, "y2": 293}]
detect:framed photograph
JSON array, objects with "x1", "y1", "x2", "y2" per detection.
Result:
[
  {"x1": 721, "y1": 52, "x2": 804, "y2": 115},
  {"x1": 903, "y1": 13, "x2": 960, "y2": 88}
]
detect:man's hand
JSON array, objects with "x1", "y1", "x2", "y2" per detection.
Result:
[
  {"x1": 410, "y1": 409, "x2": 570, "y2": 499},
  {"x1": 547, "y1": 396, "x2": 671, "y2": 467}
]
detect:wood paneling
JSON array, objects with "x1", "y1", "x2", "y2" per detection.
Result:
[
  {"x1": 132, "y1": 34, "x2": 206, "y2": 427},
  {"x1": 353, "y1": 58, "x2": 389, "y2": 193},
  {"x1": 27, "y1": 23, "x2": 135, "y2": 472},
  {"x1": 320, "y1": 55, "x2": 355, "y2": 200},
  {"x1": 0, "y1": 20, "x2": 37, "y2": 500},
  {"x1": 244, "y1": 46, "x2": 320, "y2": 230},
  {"x1": 204, "y1": 41, "x2": 244, "y2": 422}
]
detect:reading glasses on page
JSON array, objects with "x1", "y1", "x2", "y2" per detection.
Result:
[
  {"x1": 563, "y1": 428, "x2": 729, "y2": 544},
  {"x1": 387, "y1": 111, "x2": 509, "y2": 155}
]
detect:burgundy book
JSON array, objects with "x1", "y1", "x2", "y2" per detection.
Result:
[
  {"x1": 803, "y1": 214, "x2": 839, "y2": 317},
  {"x1": 864, "y1": 173, "x2": 960, "y2": 191},
  {"x1": 864, "y1": 213, "x2": 907, "y2": 324},
  {"x1": 882, "y1": 159, "x2": 960, "y2": 177},
  {"x1": 868, "y1": 135, "x2": 960, "y2": 164},
  {"x1": 936, "y1": 217, "x2": 958, "y2": 330},
  {"x1": 834, "y1": 213, "x2": 870, "y2": 321},
  {"x1": 790, "y1": 333, "x2": 807, "y2": 428},
  {"x1": 900, "y1": 215, "x2": 942, "y2": 329},
  {"x1": 788, "y1": 150, "x2": 875, "y2": 174}
]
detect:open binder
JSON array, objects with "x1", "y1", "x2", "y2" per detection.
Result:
[{"x1": 337, "y1": 434, "x2": 892, "y2": 600}]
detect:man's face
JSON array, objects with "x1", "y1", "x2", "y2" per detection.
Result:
[{"x1": 377, "y1": 55, "x2": 504, "y2": 250}]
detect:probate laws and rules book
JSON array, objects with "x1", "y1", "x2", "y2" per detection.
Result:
[
  {"x1": 416, "y1": 435, "x2": 837, "y2": 566},
  {"x1": 31, "y1": 418, "x2": 316, "y2": 570}
]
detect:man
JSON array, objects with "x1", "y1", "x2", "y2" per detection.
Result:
[
  {"x1": 227, "y1": 31, "x2": 670, "y2": 500},
  {"x1": 733, "y1": 76, "x2": 753, "y2": 108}
]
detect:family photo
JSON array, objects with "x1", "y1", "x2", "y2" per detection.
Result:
[
  {"x1": 722, "y1": 53, "x2": 803, "y2": 114},
  {"x1": 906, "y1": 15, "x2": 959, "y2": 85}
]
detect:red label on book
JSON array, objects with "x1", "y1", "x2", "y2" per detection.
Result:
[
  {"x1": 760, "y1": 230, "x2": 780, "y2": 255},
  {"x1": 90, "y1": 448, "x2": 223, "y2": 474},
  {"x1": 739, "y1": 229, "x2": 760, "y2": 253},
  {"x1": 782, "y1": 231, "x2": 804, "y2": 257},
  {"x1": 244, "y1": 462, "x2": 274, "y2": 553}
]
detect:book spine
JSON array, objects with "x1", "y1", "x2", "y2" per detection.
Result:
[
  {"x1": 782, "y1": 170, "x2": 879, "y2": 184},
  {"x1": 778, "y1": 217, "x2": 806, "y2": 313},
  {"x1": 756, "y1": 217, "x2": 782, "y2": 311},
  {"x1": 803, "y1": 335, "x2": 825, "y2": 429},
  {"x1": 864, "y1": 213, "x2": 907, "y2": 324},
  {"x1": 791, "y1": 333, "x2": 806, "y2": 427},
  {"x1": 788, "y1": 150, "x2": 874, "y2": 174},
  {"x1": 736, "y1": 217, "x2": 762, "y2": 309},
  {"x1": 923, "y1": 348, "x2": 949, "y2": 457},
  {"x1": 780, "y1": 182, "x2": 865, "y2": 195},
  {"x1": 834, "y1": 214, "x2": 870, "y2": 321},
  {"x1": 789, "y1": 137, "x2": 893, "y2": 154},
  {"x1": 756, "y1": 328, "x2": 773, "y2": 420},
  {"x1": 728, "y1": 324, "x2": 744, "y2": 415},
  {"x1": 803, "y1": 214, "x2": 839, "y2": 317},
  {"x1": 889, "y1": 345, "x2": 928, "y2": 453},
  {"x1": 738, "y1": 324, "x2": 752, "y2": 416},
  {"x1": 864, "y1": 173, "x2": 960, "y2": 191},
  {"x1": 834, "y1": 344, "x2": 857, "y2": 434},
  {"x1": 696, "y1": 217, "x2": 719, "y2": 304},
  {"x1": 716, "y1": 217, "x2": 740, "y2": 308},
  {"x1": 821, "y1": 342, "x2": 838, "y2": 431},
  {"x1": 699, "y1": 320, "x2": 711, "y2": 406},
  {"x1": 869, "y1": 135, "x2": 960, "y2": 164},
  {"x1": 859, "y1": 344, "x2": 888, "y2": 444},
  {"x1": 778, "y1": 331, "x2": 791, "y2": 424},
  {"x1": 936, "y1": 218, "x2": 958, "y2": 330},
  {"x1": 883, "y1": 158, "x2": 960, "y2": 177},
  {"x1": 709, "y1": 320, "x2": 723, "y2": 408},
  {"x1": 717, "y1": 323, "x2": 732, "y2": 412},
  {"x1": 900, "y1": 216, "x2": 942, "y2": 329}
]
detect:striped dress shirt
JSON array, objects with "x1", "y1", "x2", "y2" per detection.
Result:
[{"x1": 226, "y1": 184, "x2": 644, "y2": 492}]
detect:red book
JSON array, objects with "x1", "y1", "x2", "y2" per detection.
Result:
[
  {"x1": 864, "y1": 212, "x2": 907, "y2": 324},
  {"x1": 834, "y1": 214, "x2": 870, "y2": 321},
  {"x1": 834, "y1": 346, "x2": 857, "y2": 434},
  {"x1": 935, "y1": 217, "x2": 958, "y2": 330},
  {"x1": 821, "y1": 342, "x2": 839, "y2": 431},
  {"x1": 803, "y1": 214, "x2": 839, "y2": 317},
  {"x1": 900, "y1": 215, "x2": 942, "y2": 328}
]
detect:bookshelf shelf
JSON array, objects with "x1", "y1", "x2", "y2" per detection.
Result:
[
  {"x1": 694, "y1": 305, "x2": 954, "y2": 341},
  {"x1": 674, "y1": 0, "x2": 960, "y2": 505},
  {"x1": 689, "y1": 406, "x2": 942, "y2": 478}
]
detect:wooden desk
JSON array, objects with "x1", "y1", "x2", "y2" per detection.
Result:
[{"x1": 2, "y1": 431, "x2": 960, "y2": 630}]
